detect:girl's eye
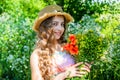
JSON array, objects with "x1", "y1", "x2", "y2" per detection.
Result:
[
  {"x1": 61, "y1": 23, "x2": 65, "y2": 27},
  {"x1": 52, "y1": 22, "x2": 57, "y2": 26}
]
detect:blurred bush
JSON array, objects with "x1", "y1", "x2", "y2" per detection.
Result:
[
  {"x1": 0, "y1": 12, "x2": 35, "y2": 80},
  {"x1": 0, "y1": 0, "x2": 46, "y2": 79},
  {"x1": 66, "y1": 13, "x2": 120, "y2": 80}
]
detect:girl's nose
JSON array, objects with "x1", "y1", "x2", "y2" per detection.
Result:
[{"x1": 56, "y1": 24, "x2": 62, "y2": 30}]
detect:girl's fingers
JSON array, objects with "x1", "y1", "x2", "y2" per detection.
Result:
[
  {"x1": 80, "y1": 67, "x2": 90, "y2": 72},
  {"x1": 84, "y1": 63, "x2": 90, "y2": 67},
  {"x1": 84, "y1": 62, "x2": 91, "y2": 68},
  {"x1": 74, "y1": 73, "x2": 88, "y2": 78},
  {"x1": 75, "y1": 68, "x2": 80, "y2": 71},
  {"x1": 73, "y1": 62, "x2": 83, "y2": 67},
  {"x1": 75, "y1": 74, "x2": 83, "y2": 77},
  {"x1": 76, "y1": 71, "x2": 87, "y2": 75},
  {"x1": 74, "y1": 63, "x2": 90, "y2": 72}
]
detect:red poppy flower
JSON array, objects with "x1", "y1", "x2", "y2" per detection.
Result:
[
  {"x1": 69, "y1": 34, "x2": 76, "y2": 42},
  {"x1": 63, "y1": 34, "x2": 79, "y2": 55},
  {"x1": 71, "y1": 39, "x2": 77, "y2": 45},
  {"x1": 63, "y1": 43, "x2": 70, "y2": 51},
  {"x1": 69, "y1": 45, "x2": 78, "y2": 55}
]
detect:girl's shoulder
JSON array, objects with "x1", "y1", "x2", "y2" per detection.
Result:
[
  {"x1": 32, "y1": 48, "x2": 42, "y2": 53},
  {"x1": 30, "y1": 49, "x2": 41, "y2": 60}
]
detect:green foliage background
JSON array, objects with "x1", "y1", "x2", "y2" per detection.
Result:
[{"x1": 0, "y1": 0, "x2": 120, "y2": 80}]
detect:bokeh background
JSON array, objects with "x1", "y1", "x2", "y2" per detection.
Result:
[{"x1": 0, "y1": 0, "x2": 120, "y2": 80}]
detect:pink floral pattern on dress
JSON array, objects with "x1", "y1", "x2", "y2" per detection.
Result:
[{"x1": 52, "y1": 51, "x2": 75, "y2": 74}]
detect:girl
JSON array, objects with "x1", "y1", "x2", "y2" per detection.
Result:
[{"x1": 30, "y1": 5, "x2": 91, "y2": 80}]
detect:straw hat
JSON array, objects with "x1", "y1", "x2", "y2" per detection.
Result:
[{"x1": 33, "y1": 5, "x2": 74, "y2": 32}]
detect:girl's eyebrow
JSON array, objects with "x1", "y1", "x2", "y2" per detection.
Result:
[
  {"x1": 52, "y1": 21, "x2": 64, "y2": 23},
  {"x1": 52, "y1": 21, "x2": 58, "y2": 22}
]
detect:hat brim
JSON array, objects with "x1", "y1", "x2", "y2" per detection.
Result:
[{"x1": 33, "y1": 12, "x2": 74, "y2": 32}]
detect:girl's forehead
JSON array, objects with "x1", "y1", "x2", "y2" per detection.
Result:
[{"x1": 52, "y1": 15, "x2": 64, "y2": 21}]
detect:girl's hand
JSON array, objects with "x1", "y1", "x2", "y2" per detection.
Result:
[{"x1": 65, "y1": 62, "x2": 91, "y2": 78}]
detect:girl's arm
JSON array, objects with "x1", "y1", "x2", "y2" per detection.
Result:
[
  {"x1": 30, "y1": 50, "x2": 44, "y2": 80},
  {"x1": 51, "y1": 72, "x2": 67, "y2": 80}
]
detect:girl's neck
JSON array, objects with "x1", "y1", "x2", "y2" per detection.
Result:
[{"x1": 55, "y1": 43, "x2": 63, "y2": 51}]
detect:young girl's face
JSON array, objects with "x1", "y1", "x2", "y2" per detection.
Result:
[{"x1": 52, "y1": 16, "x2": 65, "y2": 40}]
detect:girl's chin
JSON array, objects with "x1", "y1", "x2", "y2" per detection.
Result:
[{"x1": 55, "y1": 36, "x2": 61, "y2": 40}]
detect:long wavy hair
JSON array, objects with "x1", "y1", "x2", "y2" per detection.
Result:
[{"x1": 35, "y1": 15, "x2": 67, "y2": 80}]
